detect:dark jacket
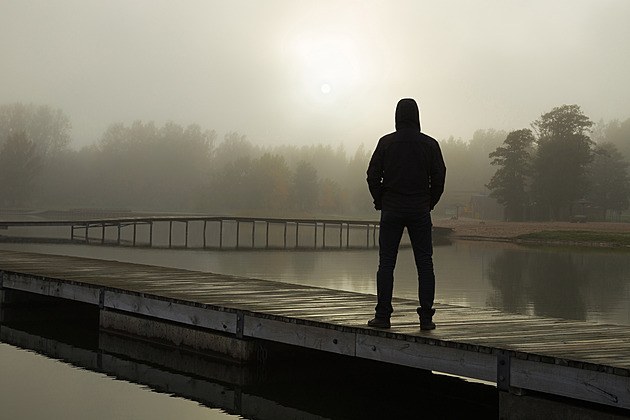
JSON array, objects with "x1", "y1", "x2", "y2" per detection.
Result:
[{"x1": 366, "y1": 98, "x2": 446, "y2": 212}]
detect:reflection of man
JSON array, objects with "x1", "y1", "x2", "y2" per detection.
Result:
[{"x1": 366, "y1": 98, "x2": 446, "y2": 330}]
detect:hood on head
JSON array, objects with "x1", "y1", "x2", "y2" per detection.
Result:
[{"x1": 395, "y1": 98, "x2": 421, "y2": 131}]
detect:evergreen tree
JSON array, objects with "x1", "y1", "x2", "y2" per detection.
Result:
[{"x1": 488, "y1": 129, "x2": 535, "y2": 221}]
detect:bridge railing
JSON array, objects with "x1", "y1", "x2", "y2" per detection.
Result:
[{"x1": 0, "y1": 216, "x2": 382, "y2": 250}]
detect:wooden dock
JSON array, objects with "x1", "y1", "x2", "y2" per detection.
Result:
[{"x1": 0, "y1": 249, "x2": 629, "y2": 411}]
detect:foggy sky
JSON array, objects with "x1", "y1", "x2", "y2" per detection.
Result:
[{"x1": 2, "y1": 0, "x2": 629, "y2": 151}]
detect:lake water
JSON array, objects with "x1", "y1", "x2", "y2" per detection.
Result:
[{"x1": 1, "y1": 238, "x2": 629, "y2": 418}]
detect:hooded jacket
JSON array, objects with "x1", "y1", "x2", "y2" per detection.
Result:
[{"x1": 366, "y1": 98, "x2": 446, "y2": 212}]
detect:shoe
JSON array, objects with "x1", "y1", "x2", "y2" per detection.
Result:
[
  {"x1": 418, "y1": 307, "x2": 436, "y2": 330},
  {"x1": 367, "y1": 317, "x2": 391, "y2": 328},
  {"x1": 420, "y1": 321, "x2": 436, "y2": 330}
]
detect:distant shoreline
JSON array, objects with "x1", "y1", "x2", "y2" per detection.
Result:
[{"x1": 434, "y1": 218, "x2": 630, "y2": 248}]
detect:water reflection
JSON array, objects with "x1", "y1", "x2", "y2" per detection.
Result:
[{"x1": 486, "y1": 246, "x2": 630, "y2": 323}]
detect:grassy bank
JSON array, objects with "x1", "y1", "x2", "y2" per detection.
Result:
[{"x1": 516, "y1": 231, "x2": 630, "y2": 247}]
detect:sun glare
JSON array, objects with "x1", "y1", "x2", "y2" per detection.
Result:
[{"x1": 294, "y1": 33, "x2": 362, "y2": 101}]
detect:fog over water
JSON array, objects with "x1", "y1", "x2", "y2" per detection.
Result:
[{"x1": 2, "y1": 1, "x2": 630, "y2": 149}]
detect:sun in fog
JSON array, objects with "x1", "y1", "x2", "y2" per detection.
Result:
[{"x1": 293, "y1": 33, "x2": 363, "y2": 101}]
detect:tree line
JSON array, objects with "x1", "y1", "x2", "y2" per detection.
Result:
[
  {"x1": 0, "y1": 103, "x2": 372, "y2": 216},
  {"x1": 487, "y1": 105, "x2": 630, "y2": 221},
  {"x1": 1, "y1": 102, "x2": 629, "y2": 220}
]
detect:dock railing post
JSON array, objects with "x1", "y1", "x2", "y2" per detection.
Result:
[
  {"x1": 373, "y1": 223, "x2": 377, "y2": 247},
  {"x1": 169, "y1": 221, "x2": 173, "y2": 248},
  {"x1": 295, "y1": 222, "x2": 299, "y2": 248},
  {"x1": 346, "y1": 223, "x2": 350, "y2": 248},
  {"x1": 101, "y1": 223, "x2": 106, "y2": 245},
  {"x1": 203, "y1": 220, "x2": 207, "y2": 249},
  {"x1": 117, "y1": 223, "x2": 121, "y2": 245},
  {"x1": 85, "y1": 223, "x2": 89, "y2": 245},
  {"x1": 0, "y1": 271, "x2": 4, "y2": 323},
  {"x1": 219, "y1": 220, "x2": 223, "y2": 249},
  {"x1": 339, "y1": 223, "x2": 343, "y2": 248},
  {"x1": 251, "y1": 220, "x2": 255, "y2": 248}
]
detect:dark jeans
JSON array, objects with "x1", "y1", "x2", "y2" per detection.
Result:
[{"x1": 375, "y1": 210, "x2": 435, "y2": 319}]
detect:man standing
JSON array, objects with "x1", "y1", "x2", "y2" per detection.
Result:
[{"x1": 366, "y1": 98, "x2": 446, "y2": 330}]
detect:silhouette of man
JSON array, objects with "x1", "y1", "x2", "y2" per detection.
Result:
[{"x1": 366, "y1": 98, "x2": 446, "y2": 330}]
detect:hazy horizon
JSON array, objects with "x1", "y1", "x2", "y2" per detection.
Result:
[{"x1": 2, "y1": 0, "x2": 629, "y2": 151}]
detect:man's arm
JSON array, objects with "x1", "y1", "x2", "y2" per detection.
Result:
[
  {"x1": 366, "y1": 143, "x2": 384, "y2": 210},
  {"x1": 430, "y1": 143, "x2": 446, "y2": 210}
]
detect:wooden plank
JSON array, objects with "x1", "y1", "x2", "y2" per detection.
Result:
[
  {"x1": 244, "y1": 316, "x2": 356, "y2": 356},
  {"x1": 511, "y1": 357, "x2": 630, "y2": 410},
  {"x1": 355, "y1": 333, "x2": 497, "y2": 383},
  {"x1": 103, "y1": 290, "x2": 237, "y2": 334}
]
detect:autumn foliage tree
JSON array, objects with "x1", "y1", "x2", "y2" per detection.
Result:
[
  {"x1": 0, "y1": 103, "x2": 71, "y2": 157},
  {"x1": 0, "y1": 131, "x2": 41, "y2": 206},
  {"x1": 292, "y1": 160, "x2": 319, "y2": 212}
]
